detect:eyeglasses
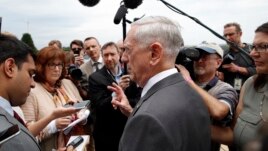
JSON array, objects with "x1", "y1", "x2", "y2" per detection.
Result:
[
  {"x1": 72, "y1": 48, "x2": 82, "y2": 52},
  {"x1": 47, "y1": 63, "x2": 63, "y2": 70},
  {"x1": 252, "y1": 44, "x2": 268, "y2": 52}
]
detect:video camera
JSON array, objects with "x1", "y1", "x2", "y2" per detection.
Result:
[
  {"x1": 218, "y1": 53, "x2": 235, "y2": 72},
  {"x1": 222, "y1": 53, "x2": 235, "y2": 65},
  {"x1": 175, "y1": 47, "x2": 201, "y2": 78},
  {"x1": 176, "y1": 46, "x2": 236, "y2": 75},
  {"x1": 68, "y1": 64, "x2": 83, "y2": 81}
]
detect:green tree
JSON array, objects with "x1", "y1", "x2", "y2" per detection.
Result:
[
  {"x1": 21, "y1": 33, "x2": 38, "y2": 54},
  {"x1": 62, "y1": 46, "x2": 70, "y2": 51}
]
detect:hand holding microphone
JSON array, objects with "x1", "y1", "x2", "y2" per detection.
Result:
[{"x1": 119, "y1": 75, "x2": 131, "y2": 90}]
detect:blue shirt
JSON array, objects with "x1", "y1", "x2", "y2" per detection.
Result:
[{"x1": 0, "y1": 96, "x2": 14, "y2": 116}]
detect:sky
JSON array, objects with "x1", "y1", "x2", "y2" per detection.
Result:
[{"x1": 1, "y1": 0, "x2": 267, "y2": 49}]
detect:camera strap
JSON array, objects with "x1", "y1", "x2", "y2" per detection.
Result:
[{"x1": 228, "y1": 43, "x2": 254, "y2": 67}]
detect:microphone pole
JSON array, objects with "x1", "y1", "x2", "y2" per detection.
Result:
[
  {"x1": 159, "y1": 0, "x2": 250, "y2": 57},
  {"x1": 122, "y1": 16, "x2": 127, "y2": 40},
  {"x1": 122, "y1": 14, "x2": 128, "y2": 74}
]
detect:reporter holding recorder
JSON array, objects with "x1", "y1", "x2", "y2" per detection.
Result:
[
  {"x1": 20, "y1": 46, "x2": 88, "y2": 151},
  {"x1": 0, "y1": 34, "x2": 78, "y2": 151}
]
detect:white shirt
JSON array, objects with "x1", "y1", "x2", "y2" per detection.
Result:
[
  {"x1": 91, "y1": 57, "x2": 103, "y2": 72},
  {"x1": 141, "y1": 68, "x2": 177, "y2": 98}
]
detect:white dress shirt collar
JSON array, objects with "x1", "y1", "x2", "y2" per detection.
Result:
[
  {"x1": 90, "y1": 56, "x2": 103, "y2": 65},
  {"x1": 141, "y1": 68, "x2": 177, "y2": 98}
]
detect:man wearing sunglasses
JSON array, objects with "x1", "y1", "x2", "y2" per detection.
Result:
[{"x1": 70, "y1": 39, "x2": 85, "y2": 66}]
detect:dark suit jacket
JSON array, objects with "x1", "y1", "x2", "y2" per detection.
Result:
[
  {"x1": 0, "y1": 106, "x2": 41, "y2": 151},
  {"x1": 119, "y1": 73, "x2": 211, "y2": 151},
  {"x1": 88, "y1": 66, "x2": 133, "y2": 151}
]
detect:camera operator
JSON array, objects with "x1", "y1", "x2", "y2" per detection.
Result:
[
  {"x1": 221, "y1": 22, "x2": 256, "y2": 94},
  {"x1": 176, "y1": 42, "x2": 238, "y2": 151},
  {"x1": 65, "y1": 51, "x2": 88, "y2": 99},
  {"x1": 67, "y1": 40, "x2": 92, "y2": 100}
]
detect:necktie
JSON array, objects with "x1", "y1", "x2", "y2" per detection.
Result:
[
  {"x1": 13, "y1": 110, "x2": 26, "y2": 127},
  {"x1": 93, "y1": 62, "x2": 99, "y2": 71}
]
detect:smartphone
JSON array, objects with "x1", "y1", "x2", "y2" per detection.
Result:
[
  {"x1": 63, "y1": 100, "x2": 90, "y2": 110},
  {"x1": 0, "y1": 124, "x2": 20, "y2": 145},
  {"x1": 67, "y1": 136, "x2": 84, "y2": 148}
]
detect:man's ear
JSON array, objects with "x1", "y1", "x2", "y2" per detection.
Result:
[
  {"x1": 149, "y1": 42, "x2": 163, "y2": 65},
  {"x1": 3, "y1": 58, "x2": 17, "y2": 78},
  {"x1": 216, "y1": 58, "x2": 223, "y2": 69},
  {"x1": 238, "y1": 31, "x2": 242, "y2": 37}
]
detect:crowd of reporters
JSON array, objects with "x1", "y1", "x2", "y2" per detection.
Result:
[{"x1": 0, "y1": 16, "x2": 268, "y2": 151}]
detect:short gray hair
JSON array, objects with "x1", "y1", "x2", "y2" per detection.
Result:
[{"x1": 131, "y1": 16, "x2": 184, "y2": 60}]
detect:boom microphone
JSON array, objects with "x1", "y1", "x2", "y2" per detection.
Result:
[
  {"x1": 123, "y1": 0, "x2": 143, "y2": 9},
  {"x1": 78, "y1": 0, "x2": 100, "y2": 7},
  {"x1": 113, "y1": 5, "x2": 128, "y2": 24}
]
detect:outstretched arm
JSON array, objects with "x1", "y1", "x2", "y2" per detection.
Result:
[{"x1": 27, "y1": 107, "x2": 78, "y2": 136}]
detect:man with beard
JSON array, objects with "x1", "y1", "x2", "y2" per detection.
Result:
[
  {"x1": 177, "y1": 42, "x2": 238, "y2": 151},
  {"x1": 88, "y1": 42, "x2": 137, "y2": 151}
]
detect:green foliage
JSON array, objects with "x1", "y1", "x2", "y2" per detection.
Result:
[
  {"x1": 21, "y1": 33, "x2": 38, "y2": 54},
  {"x1": 63, "y1": 47, "x2": 70, "y2": 51}
]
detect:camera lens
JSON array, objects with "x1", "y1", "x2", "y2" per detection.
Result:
[{"x1": 68, "y1": 65, "x2": 83, "y2": 80}]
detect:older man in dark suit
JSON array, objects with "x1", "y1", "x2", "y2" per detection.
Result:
[{"x1": 108, "y1": 16, "x2": 211, "y2": 151}]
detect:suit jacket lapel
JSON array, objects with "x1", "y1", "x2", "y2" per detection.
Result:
[
  {"x1": 85, "y1": 61, "x2": 94, "y2": 77},
  {"x1": 102, "y1": 66, "x2": 117, "y2": 84},
  {"x1": 0, "y1": 106, "x2": 41, "y2": 149},
  {"x1": 130, "y1": 73, "x2": 184, "y2": 116}
]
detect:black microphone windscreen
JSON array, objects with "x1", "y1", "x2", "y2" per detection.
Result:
[
  {"x1": 114, "y1": 5, "x2": 128, "y2": 24},
  {"x1": 123, "y1": 0, "x2": 143, "y2": 9},
  {"x1": 78, "y1": 0, "x2": 100, "y2": 7}
]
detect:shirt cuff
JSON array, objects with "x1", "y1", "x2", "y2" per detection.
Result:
[{"x1": 47, "y1": 120, "x2": 58, "y2": 134}]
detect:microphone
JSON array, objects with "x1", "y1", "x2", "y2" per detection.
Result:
[
  {"x1": 113, "y1": 5, "x2": 128, "y2": 24},
  {"x1": 78, "y1": 0, "x2": 100, "y2": 7},
  {"x1": 123, "y1": 0, "x2": 143, "y2": 9}
]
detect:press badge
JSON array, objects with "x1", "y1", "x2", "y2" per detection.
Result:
[{"x1": 234, "y1": 78, "x2": 242, "y2": 90}]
